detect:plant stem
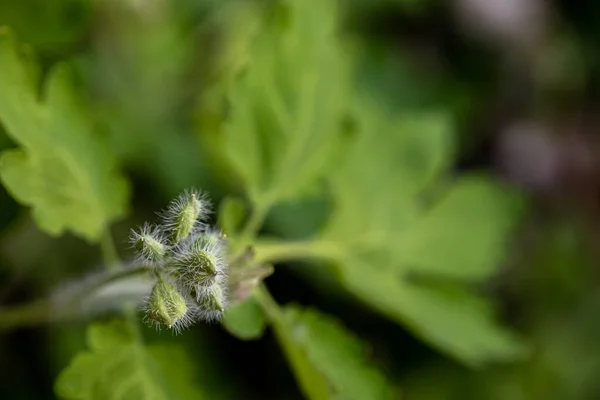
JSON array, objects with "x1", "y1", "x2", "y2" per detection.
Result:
[
  {"x1": 238, "y1": 196, "x2": 273, "y2": 247},
  {"x1": 0, "y1": 299, "x2": 52, "y2": 331},
  {"x1": 99, "y1": 228, "x2": 143, "y2": 333},
  {"x1": 101, "y1": 228, "x2": 120, "y2": 271},
  {"x1": 0, "y1": 266, "x2": 150, "y2": 331},
  {"x1": 253, "y1": 239, "x2": 342, "y2": 264},
  {"x1": 253, "y1": 283, "x2": 281, "y2": 322}
]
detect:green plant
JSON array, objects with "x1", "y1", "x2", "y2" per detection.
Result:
[{"x1": 0, "y1": 0, "x2": 530, "y2": 398}]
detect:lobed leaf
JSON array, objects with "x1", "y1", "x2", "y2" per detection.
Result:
[
  {"x1": 319, "y1": 96, "x2": 528, "y2": 366},
  {"x1": 0, "y1": 29, "x2": 129, "y2": 242},
  {"x1": 209, "y1": 0, "x2": 527, "y2": 368},
  {"x1": 218, "y1": 0, "x2": 348, "y2": 205},
  {"x1": 55, "y1": 319, "x2": 206, "y2": 400}
]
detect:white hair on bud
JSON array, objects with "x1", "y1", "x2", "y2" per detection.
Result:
[
  {"x1": 170, "y1": 228, "x2": 228, "y2": 300},
  {"x1": 188, "y1": 289, "x2": 228, "y2": 323},
  {"x1": 129, "y1": 223, "x2": 168, "y2": 267},
  {"x1": 140, "y1": 280, "x2": 198, "y2": 335},
  {"x1": 191, "y1": 307, "x2": 226, "y2": 323},
  {"x1": 158, "y1": 188, "x2": 212, "y2": 245},
  {"x1": 142, "y1": 307, "x2": 197, "y2": 335},
  {"x1": 126, "y1": 188, "x2": 231, "y2": 332}
]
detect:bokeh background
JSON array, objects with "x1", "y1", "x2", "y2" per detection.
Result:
[{"x1": 2, "y1": 0, "x2": 600, "y2": 399}]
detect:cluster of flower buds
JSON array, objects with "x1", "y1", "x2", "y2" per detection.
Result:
[{"x1": 130, "y1": 189, "x2": 228, "y2": 332}]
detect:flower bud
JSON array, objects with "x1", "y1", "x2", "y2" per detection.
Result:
[
  {"x1": 171, "y1": 248, "x2": 218, "y2": 287},
  {"x1": 192, "y1": 228, "x2": 226, "y2": 249},
  {"x1": 145, "y1": 278, "x2": 188, "y2": 329},
  {"x1": 170, "y1": 229, "x2": 227, "y2": 292},
  {"x1": 130, "y1": 224, "x2": 166, "y2": 266},
  {"x1": 197, "y1": 283, "x2": 227, "y2": 321},
  {"x1": 163, "y1": 190, "x2": 210, "y2": 244}
]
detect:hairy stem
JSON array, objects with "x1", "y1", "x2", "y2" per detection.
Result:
[
  {"x1": 100, "y1": 229, "x2": 144, "y2": 334},
  {"x1": 0, "y1": 265, "x2": 150, "y2": 331}
]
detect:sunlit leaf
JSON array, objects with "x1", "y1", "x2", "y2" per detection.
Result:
[
  {"x1": 318, "y1": 96, "x2": 528, "y2": 365},
  {"x1": 397, "y1": 176, "x2": 524, "y2": 281},
  {"x1": 217, "y1": 0, "x2": 348, "y2": 205},
  {"x1": 0, "y1": 29, "x2": 129, "y2": 241}
]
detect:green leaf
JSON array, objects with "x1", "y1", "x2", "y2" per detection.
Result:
[
  {"x1": 218, "y1": 196, "x2": 246, "y2": 236},
  {"x1": 0, "y1": 0, "x2": 89, "y2": 51},
  {"x1": 55, "y1": 319, "x2": 206, "y2": 400},
  {"x1": 318, "y1": 97, "x2": 528, "y2": 366},
  {"x1": 397, "y1": 176, "x2": 524, "y2": 281},
  {"x1": 0, "y1": 29, "x2": 129, "y2": 242},
  {"x1": 148, "y1": 345, "x2": 208, "y2": 399},
  {"x1": 218, "y1": 0, "x2": 348, "y2": 205},
  {"x1": 208, "y1": 0, "x2": 526, "y2": 368},
  {"x1": 271, "y1": 304, "x2": 396, "y2": 400},
  {"x1": 341, "y1": 265, "x2": 528, "y2": 366},
  {"x1": 222, "y1": 296, "x2": 266, "y2": 340}
]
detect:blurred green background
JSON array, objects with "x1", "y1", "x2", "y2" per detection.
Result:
[{"x1": 2, "y1": 0, "x2": 600, "y2": 399}]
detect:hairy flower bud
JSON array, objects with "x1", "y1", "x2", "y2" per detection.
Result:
[
  {"x1": 193, "y1": 229, "x2": 226, "y2": 249},
  {"x1": 144, "y1": 278, "x2": 188, "y2": 330},
  {"x1": 172, "y1": 248, "x2": 218, "y2": 285},
  {"x1": 130, "y1": 223, "x2": 166, "y2": 266},
  {"x1": 196, "y1": 283, "x2": 227, "y2": 321},
  {"x1": 129, "y1": 188, "x2": 230, "y2": 330},
  {"x1": 170, "y1": 229, "x2": 227, "y2": 293},
  {"x1": 162, "y1": 189, "x2": 210, "y2": 244}
]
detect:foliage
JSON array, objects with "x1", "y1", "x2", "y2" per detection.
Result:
[
  {"x1": 215, "y1": 0, "x2": 526, "y2": 367},
  {"x1": 0, "y1": 29, "x2": 128, "y2": 242},
  {"x1": 55, "y1": 319, "x2": 208, "y2": 400},
  {"x1": 4, "y1": 0, "x2": 597, "y2": 398},
  {"x1": 272, "y1": 304, "x2": 397, "y2": 400}
]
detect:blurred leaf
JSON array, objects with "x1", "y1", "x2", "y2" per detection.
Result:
[
  {"x1": 87, "y1": 1, "x2": 208, "y2": 196},
  {"x1": 342, "y1": 266, "x2": 528, "y2": 366},
  {"x1": 0, "y1": 0, "x2": 89, "y2": 51},
  {"x1": 217, "y1": 0, "x2": 525, "y2": 366},
  {"x1": 318, "y1": 97, "x2": 528, "y2": 365},
  {"x1": 398, "y1": 176, "x2": 524, "y2": 281},
  {"x1": 217, "y1": 0, "x2": 348, "y2": 205},
  {"x1": 218, "y1": 196, "x2": 246, "y2": 236},
  {"x1": 222, "y1": 296, "x2": 266, "y2": 340},
  {"x1": 0, "y1": 30, "x2": 129, "y2": 242},
  {"x1": 271, "y1": 304, "x2": 396, "y2": 400},
  {"x1": 148, "y1": 344, "x2": 209, "y2": 399},
  {"x1": 344, "y1": 0, "x2": 432, "y2": 13},
  {"x1": 194, "y1": 1, "x2": 265, "y2": 191},
  {"x1": 353, "y1": 42, "x2": 441, "y2": 112},
  {"x1": 55, "y1": 319, "x2": 206, "y2": 400},
  {"x1": 200, "y1": 0, "x2": 263, "y2": 95}
]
